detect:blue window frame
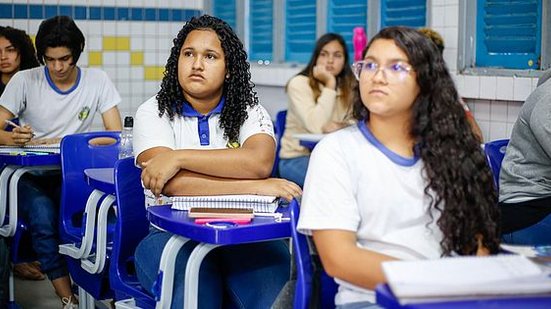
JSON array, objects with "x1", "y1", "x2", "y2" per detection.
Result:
[
  {"x1": 381, "y1": 0, "x2": 426, "y2": 28},
  {"x1": 285, "y1": 0, "x2": 316, "y2": 63},
  {"x1": 327, "y1": 0, "x2": 367, "y2": 61},
  {"x1": 476, "y1": 0, "x2": 541, "y2": 69},
  {"x1": 213, "y1": 0, "x2": 236, "y2": 32},
  {"x1": 249, "y1": 0, "x2": 273, "y2": 62}
]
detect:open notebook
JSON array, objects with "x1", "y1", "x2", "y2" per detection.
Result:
[
  {"x1": 0, "y1": 143, "x2": 60, "y2": 154},
  {"x1": 171, "y1": 194, "x2": 279, "y2": 213},
  {"x1": 382, "y1": 255, "x2": 551, "y2": 304}
]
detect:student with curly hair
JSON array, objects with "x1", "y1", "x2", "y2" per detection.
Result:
[
  {"x1": 278, "y1": 33, "x2": 357, "y2": 187},
  {"x1": 0, "y1": 24, "x2": 42, "y2": 309},
  {"x1": 0, "y1": 26, "x2": 39, "y2": 95},
  {"x1": 133, "y1": 15, "x2": 301, "y2": 308},
  {"x1": 0, "y1": 16, "x2": 122, "y2": 308},
  {"x1": 297, "y1": 27, "x2": 500, "y2": 308},
  {"x1": 418, "y1": 27, "x2": 484, "y2": 142}
]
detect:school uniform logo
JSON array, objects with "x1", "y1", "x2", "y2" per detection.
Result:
[
  {"x1": 78, "y1": 106, "x2": 90, "y2": 121},
  {"x1": 227, "y1": 141, "x2": 240, "y2": 149}
]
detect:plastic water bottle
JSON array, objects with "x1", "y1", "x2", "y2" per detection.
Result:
[{"x1": 119, "y1": 116, "x2": 134, "y2": 159}]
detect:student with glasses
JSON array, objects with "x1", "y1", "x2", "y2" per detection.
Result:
[
  {"x1": 278, "y1": 33, "x2": 357, "y2": 187},
  {"x1": 297, "y1": 27, "x2": 500, "y2": 308}
]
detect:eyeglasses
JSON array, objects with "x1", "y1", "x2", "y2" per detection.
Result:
[{"x1": 352, "y1": 60, "x2": 413, "y2": 82}]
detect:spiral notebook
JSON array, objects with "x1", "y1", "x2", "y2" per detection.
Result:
[
  {"x1": 171, "y1": 194, "x2": 279, "y2": 213},
  {"x1": 0, "y1": 143, "x2": 60, "y2": 154}
]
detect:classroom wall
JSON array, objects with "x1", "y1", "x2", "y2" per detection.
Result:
[
  {"x1": 250, "y1": 0, "x2": 536, "y2": 142},
  {"x1": 0, "y1": 0, "x2": 537, "y2": 142},
  {"x1": 0, "y1": 0, "x2": 202, "y2": 130}
]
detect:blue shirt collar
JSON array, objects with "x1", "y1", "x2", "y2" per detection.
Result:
[
  {"x1": 181, "y1": 96, "x2": 225, "y2": 117},
  {"x1": 357, "y1": 120, "x2": 420, "y2": 166},
  {"x1": 44, "y1": 66, "x2": 81, "y2": 95}
]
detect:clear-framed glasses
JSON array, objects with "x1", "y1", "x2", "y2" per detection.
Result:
[{"x1": 352, "y1": 60, "x2": 413, "y2": 82}]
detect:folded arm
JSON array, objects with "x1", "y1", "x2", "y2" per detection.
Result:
[
  {"x1": 163, "y1": 170, "x2": 301, "y2": 201},
  {"x1": 312, "y1": 229, "x2": 398, "y2": 290},
  {"x1": 138, "y1": 133, "x2": 276, "y2": 196}
]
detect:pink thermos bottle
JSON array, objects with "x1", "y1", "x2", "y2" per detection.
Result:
[{"x1": 353, "y1": 27, "x2": 367, "y2": 62}]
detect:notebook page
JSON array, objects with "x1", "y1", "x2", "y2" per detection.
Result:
[
  {"x1": 170, "y1": 194, "x2": 279, "y2": 213},
  {"x1": 383, "y1": 255, "x2": 551, "y2": 301}
]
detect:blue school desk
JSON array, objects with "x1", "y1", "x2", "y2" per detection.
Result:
[
  {"x1": 0, "y1": 152, "x2": 60, "y2": 308},
  {"x1": 147, "y1": 204, "x2": 291, "y2": 308},
  {"x1": 294, "y1": 133, "x2": 324, "y2": 151},
  {"x1": 0, "y1": 152, "x2": 60, "y2": 237},
  {"x1": 375, "y1": 283, "x2": 551, "y2": 308}
]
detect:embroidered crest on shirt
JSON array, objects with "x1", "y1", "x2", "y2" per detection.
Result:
[
  {"x1": 227, "y1": 141, "x2": 240, "y2": 148},
  {"x1": 78, "y1": 106, "x2": 90, "y2": 121}
]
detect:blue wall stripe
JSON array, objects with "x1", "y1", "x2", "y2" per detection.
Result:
[{"x1": 0, "y1": 4, "x2": 200, "y2": 22}]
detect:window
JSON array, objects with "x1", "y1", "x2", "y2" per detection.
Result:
[
  {"x1": 249, "y1": 0, "x2": 273, "y2": 62},
  {"x1": 327, "y1": 0, "x2": 368, "y2": 61},
  {"x1": 460, "y1": 0, "x2": 549, "y2": 74},
  {"x1": 285, "y1": 0, "x2": 317, "y2": 63},
  {"x1": 380, "y1": 0, "x2": 426, "y2": 28},
  {"x1": 212, "y1": 0, "x2": 237, "y2": 31},
  {"x1": 476, "y1": 0, "x2": 541, "y2": 70}
]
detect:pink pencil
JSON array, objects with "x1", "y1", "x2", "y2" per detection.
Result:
[{"x1": 195, "y1": 218, "x2": 251, "y2": 225}]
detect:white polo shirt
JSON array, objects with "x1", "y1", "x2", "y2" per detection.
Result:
[
  {"x1": 297, "y1": 122, "x2": 443, "y2": 305},
  {"x1": 134, "y1": 95, "x2": 275, "y2": 157},
  {"x1": 0, "y1": 66, "x2": 120, "y2": 138}
]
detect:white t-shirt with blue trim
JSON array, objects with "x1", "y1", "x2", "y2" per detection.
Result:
[
  {"x1": 297, "y1": 122, "x2": 443, "y2": 305},
  {"x1": 0, "y1": 66, "x2": 120, "y2": 138}
]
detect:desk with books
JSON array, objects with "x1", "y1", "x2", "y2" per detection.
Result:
[
  {"x1": 375, "y1": 284, "x2": 551, "y2": 308},
  {"x1": 0, "y1": 151, "x2": 60, "y2": 237},
  {"x1": 147, "y1": 204, "x2": 291, "y2": 308}
]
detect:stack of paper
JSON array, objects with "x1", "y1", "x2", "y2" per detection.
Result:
[
  {"x1": 382, "y1": 255, "x2": 551, "y2": 304},
  {"x1": 171, "y1": 194, "x2": 279, "y2": 213}
]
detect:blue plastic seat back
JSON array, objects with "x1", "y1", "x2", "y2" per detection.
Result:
[
  {"x1": 271, "y1": 110, "x2": 287, "y2": 177},
  {"x1": 484, "y1": 139, "x2": 509, "y2": 191},
  {"x1": 59, "y1": 131, "x2": 120, "y2": 242},
  {"x1": 290, "y1": 199, "x2": 337, "y2": 309},
  {"x1": 110, "y1": 157, "x2": 154, "y2": 307}
]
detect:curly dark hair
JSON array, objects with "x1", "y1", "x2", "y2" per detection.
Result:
[
  {"x1": 0, "y1": 26, "x2": 39, "y2": 71},
  {"x1": 157, "y1": 14, "x2": 257, "y2": 143},
  {"x1": 35, "y1": 16, "x2": 85, "y2": 65},
  {"x1": 353, "y1": 27, "x2": 500, "y2": 256}
]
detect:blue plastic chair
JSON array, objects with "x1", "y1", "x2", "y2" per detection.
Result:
[
  {"x1": 58, "y1": 131, "x2": 120, "y2": 303},
  {"x1": 271, "y1": 110, "x2": 287, "y2": 177},
  {"x1": 483, "y1": 139, "x2": 509, "y2": 191},
  {"x1": 290, "y1": 199, "x2": 338, "y2": 309},
  {"x1": 110, "y1": 157, "x2": 155, "y2": 308}
]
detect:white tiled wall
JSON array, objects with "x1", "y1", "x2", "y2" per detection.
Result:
[
  {"x1": 1, "y1": 0, "x2": 538, "y2": 142},
  {"x1": 253, "y1": 0, "x2": 538, "y2": 142},
  {"x1": 1, "y1": 0, "x2": 203, "y2": 131}
]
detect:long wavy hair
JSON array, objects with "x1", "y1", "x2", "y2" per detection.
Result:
[
  {"x1": 35, "y1": 16, "x2": 85, "y2": 65},
  {"x1": 295, "y1": 33, "x2": 356, "y2": 109},
  {"x1": 157, "y1": 15, "x2": 257, "y2": 143},
  {"x1": 0, "y1": 26, "x2": 39, "y2": 71},
  {"x1": 353, "y1": 27, "x2": 500, "y2": 255}
]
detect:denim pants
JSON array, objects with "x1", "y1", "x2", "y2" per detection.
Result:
[
  {"x1": 18, "y1": 172, "x2": 68, "y2": 280},
  {"x1": 278, "y1": 156, "x2": 310, "y2": 188},
  {"x1": 135, "y1": 227, "x2": 290, "y2": 309}
]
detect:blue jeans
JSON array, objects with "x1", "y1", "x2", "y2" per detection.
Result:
[
  {"x1": 18, "y1": 172, "x2": 68, "y2": 281},
  {"x1": 501, "y1": 215, "x2": 551, "y2": 245},
  {"x1": 135, "y1": 227, "x2": 290, "y2": 309},
  {"x1": 278, "y1": 156, "x2": 310, "y2": 188}
]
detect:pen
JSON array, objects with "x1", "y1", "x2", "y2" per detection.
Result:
[
  {"x1": 4, "y1": 119, "x2": 20, "y2": 128},
  {"x1": 5, "y1": 119, "x2": 35, "y2": 137}
]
